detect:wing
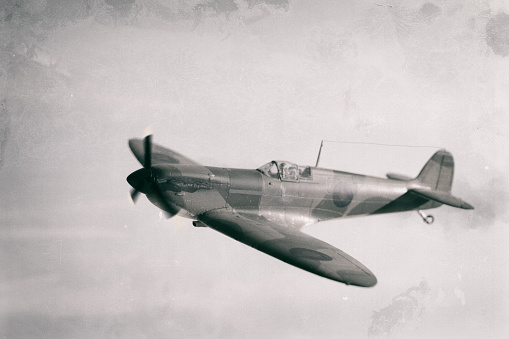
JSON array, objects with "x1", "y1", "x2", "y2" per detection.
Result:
[
  {"x1": 129, "y1": 138, "x2": 202, "y2": 167},
  {"x1": 198, "y1": 209, "x2": 377, "y2": 287}
]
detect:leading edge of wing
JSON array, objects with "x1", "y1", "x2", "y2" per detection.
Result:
[
  {"x1": 128, "y1": 138, "x2": 202, "y2": 167},
  {"x1": 198, "y1": 209, "x2": 377, "y2": 287}
]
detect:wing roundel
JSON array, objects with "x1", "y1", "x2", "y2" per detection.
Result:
[{"x1": 198, "y1": 209, "x2": 377, "y2": 287}]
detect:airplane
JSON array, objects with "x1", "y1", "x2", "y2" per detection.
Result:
[{"x1": 127, "y1": 136, "x2": 474, "y2": 287}]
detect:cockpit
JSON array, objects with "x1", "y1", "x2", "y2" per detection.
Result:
[{"x1": 257, "y1": 161, "x2": 312, "y2": 181}]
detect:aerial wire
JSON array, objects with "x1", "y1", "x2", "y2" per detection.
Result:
[
  {"x1": 315, "y1": 140, "x2": 442, "y2": 168},
  {"x1": 319, "y1": 140, "x2": 442, "y2": 149}
]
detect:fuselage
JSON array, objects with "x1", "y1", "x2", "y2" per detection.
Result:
[{"x1": 149, "y1": 163, "x2": 437, "y2": 229}]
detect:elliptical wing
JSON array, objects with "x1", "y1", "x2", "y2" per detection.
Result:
[{"x1": 198, "y1": 209, "x2": 377, "y2": 287}]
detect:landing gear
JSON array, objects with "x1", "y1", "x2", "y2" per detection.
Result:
[{"x1": 418, "y1": 210, "x2": 434, "y2": 224}]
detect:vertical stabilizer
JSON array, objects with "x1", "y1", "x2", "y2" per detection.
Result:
[{"x1": 415, "y1": 150, "x2": 454, "y2": 192}]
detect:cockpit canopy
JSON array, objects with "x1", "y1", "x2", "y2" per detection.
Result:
[{"x1": 257, "y1": 161, "x2": 312, "y2": 181}]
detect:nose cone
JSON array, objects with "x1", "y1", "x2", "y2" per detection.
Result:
[{"x1": 127, "y1": 168, "x2": 152, "y2": 194}]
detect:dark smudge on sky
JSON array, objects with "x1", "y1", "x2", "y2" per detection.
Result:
[{"x1": 369, "y1": 279, "x2": 430, "y2": 337}]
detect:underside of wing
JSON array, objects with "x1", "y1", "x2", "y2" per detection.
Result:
[
  {"x1": 198, "y1": 209, "x2": 377, "y2": 287},
  {"x1": 129, "y1": 138, "x2": 202, "y2": 167}
]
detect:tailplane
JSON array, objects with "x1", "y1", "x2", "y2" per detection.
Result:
[{"x1": 408, "y1": 187, "x2": 474, "y2": 210}]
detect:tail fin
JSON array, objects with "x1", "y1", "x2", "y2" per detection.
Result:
[
  {"x1": 409, "y1": 150, "x2": 474, "y2": 210},
  {"x1": 415, "y1": 150, "x2": 454, "y2": 192}
]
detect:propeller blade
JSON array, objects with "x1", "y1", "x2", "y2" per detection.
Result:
[
  {"x1": 147, "y1": 188, "x2": 180, "y2": 219},
  {"x1": 155, "y1": 184, "x2": 180, "y2": 217},
  {"x1": 144, "y1": 134, "x2": 152, "y2": 169},
  {"x1": 130, "y1": 188, "x2": 140, "y2": 203},
  {"x1": 163, "y1": 211, "x2": 175, "y2": 219}
]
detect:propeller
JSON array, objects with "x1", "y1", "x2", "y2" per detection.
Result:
[
  {"x1": 128, "y1": 135, "x2": 152, "y2": 202},
  {"x1": 127, "y1": 135, "x2": 179, "y2": 218}
]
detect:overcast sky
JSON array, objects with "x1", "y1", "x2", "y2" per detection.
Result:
[{"x1": 1, "y1": 0, "x2": 508, "y2": 338}]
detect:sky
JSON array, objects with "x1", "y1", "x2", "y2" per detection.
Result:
[{"x1": 1, "y1": 0, "x2": 508, "y2": 337}]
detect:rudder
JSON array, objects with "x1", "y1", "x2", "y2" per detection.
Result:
[{"x1": 415, "y1": 150, "x2": 454, "y2": 192}]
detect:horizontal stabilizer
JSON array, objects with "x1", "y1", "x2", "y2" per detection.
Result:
[
  {"x1": 409, "y1": 188, "x2": 474, "y2": 210},
  {"x1": 386, "y1": 172, "x2": 413, "y2": 181}
]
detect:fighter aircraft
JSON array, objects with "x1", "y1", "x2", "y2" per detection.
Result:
[{"x1": 127, "y1": 136, "x2": 473, "y2": 287}]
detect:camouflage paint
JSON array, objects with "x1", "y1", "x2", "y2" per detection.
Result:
[{"x1": 127, "y1": 138, "x2": 473, "y2": 287}]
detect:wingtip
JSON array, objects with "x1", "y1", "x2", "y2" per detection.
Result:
[
  {"x1": 356, "y1": 273, "x2": 378, "y2": 288},
  {"x1": 337, "y1": 269, "x2": 378, "y2": 287},
  {"x1": 366, "y1": 274, "x2": 378, "y2": 287}
]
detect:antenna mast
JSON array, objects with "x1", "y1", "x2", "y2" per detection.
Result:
[{"x1": 315, "y1": 140, "x2": 324, "y2": 167}]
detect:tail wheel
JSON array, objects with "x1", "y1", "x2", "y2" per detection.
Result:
[
  {"x1": 424, "y1": 215, "x2": 434, "y2": 224},
  {"x1": 418, "y1": 210, "x2": 435, "y2": 224}
]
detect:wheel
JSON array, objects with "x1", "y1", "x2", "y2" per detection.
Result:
[{"x1": 425, "y1": 215, "x2": 434, "y2": 224}]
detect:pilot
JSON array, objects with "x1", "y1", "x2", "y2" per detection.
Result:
[
  {"x1": 287, "y1": 165, "x2": 298, "y2": 180},
  {"x1": 279, "y1": 162, "x2": 287, "y2": 179}
]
